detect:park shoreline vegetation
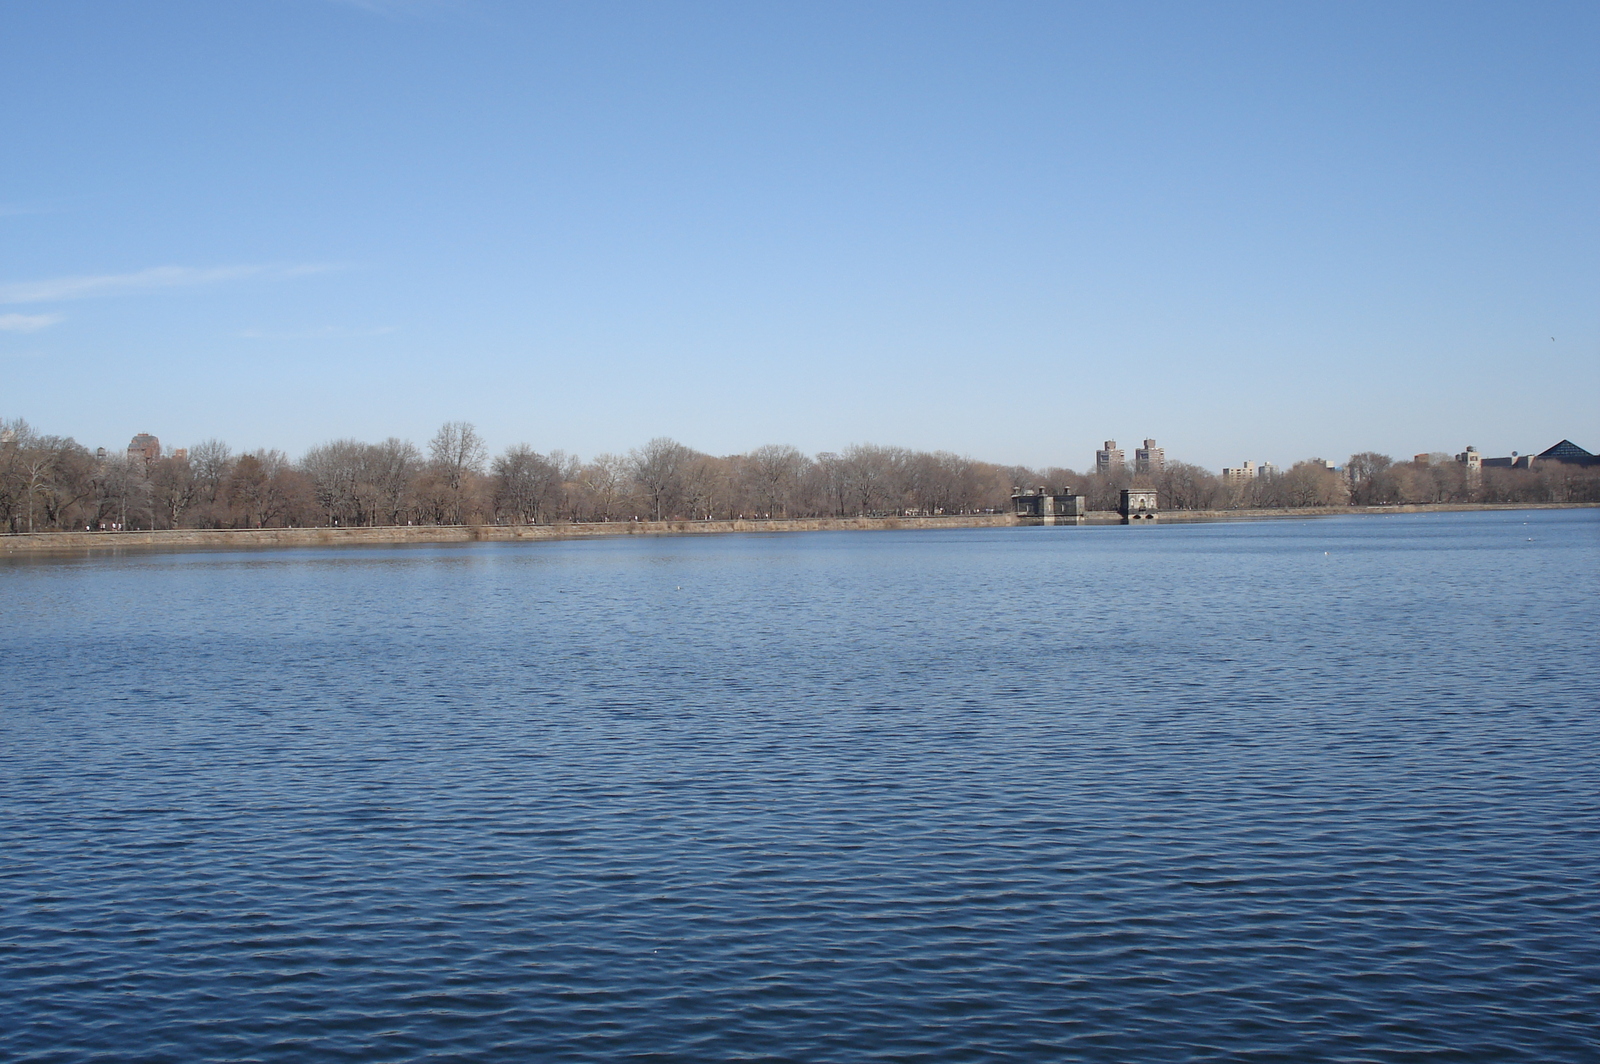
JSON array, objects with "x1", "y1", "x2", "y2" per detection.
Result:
[{"x1": 3, "y1": 417, "x2": 1598, "y2": 540}]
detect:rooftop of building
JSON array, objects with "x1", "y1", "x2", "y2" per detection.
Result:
[{"x1": 1536, "y1": 439, "x2": 1595, "y2": 462}]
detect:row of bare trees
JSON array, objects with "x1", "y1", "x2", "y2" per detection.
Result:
[
  {"x1": 3, "y1": 416, "x2": 1596, "y2": 532},
  {"x1": 0, "y1": 423, "x2": 310, "y2": 533},
  {"x1": 998, "y1": 456, "x2": 1354, "y2": 511},
  {"x1": 1338, "y1": 451, "x2": 1598, "y2": 507}
]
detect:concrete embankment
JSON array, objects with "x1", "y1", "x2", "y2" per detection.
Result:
[
  {"x1": 3, "y1": 503, "x2": 1590, "y2": 555},
  {"x1": 0, "y1": 513, "x2": 1019, "y2": 555}
]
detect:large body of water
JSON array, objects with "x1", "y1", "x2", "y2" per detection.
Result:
[{"x1": 3, "y1": 510, "x2": 1597, "y2": 1062}]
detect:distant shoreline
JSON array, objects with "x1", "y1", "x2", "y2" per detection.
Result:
[{"x1": 1, "y1": 503, "x2": 1592, "y2": 555}]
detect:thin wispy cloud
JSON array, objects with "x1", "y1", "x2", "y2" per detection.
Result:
[
  {"x1": 238, "y1": 325, "x2": 397, "y2": 340},
  {"x1": 0, "y1": 313, "x2": 64, "y2": 333},
  {"x1": 0, "y1": 263, "x2": 342, "y2": 304}
]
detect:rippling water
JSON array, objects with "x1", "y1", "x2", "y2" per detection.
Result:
[{"x1": 3, "y1": 509, "x2": 1598, "y2": 1062}]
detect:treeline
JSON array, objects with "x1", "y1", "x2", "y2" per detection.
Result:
[
  {"x1": 1, "y1": 418, "x2": 1596, "y2": 533},
  {"x1": 1340, "y1": 451, "x2": 1600, "y2": 507},
  {"x1": 0, "y1": 421, "x2": 1019, "y2": 532}
]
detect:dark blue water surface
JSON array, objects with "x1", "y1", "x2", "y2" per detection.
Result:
[{"x1": 3, "y1": 510, "x2": 1598, "y2": 1063}]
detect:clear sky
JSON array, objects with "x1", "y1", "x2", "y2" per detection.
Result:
[{"x1": 3, "y1": 0, "x2": 1595, "y2": 472}]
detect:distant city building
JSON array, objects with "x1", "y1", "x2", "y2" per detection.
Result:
[
  {"x1": 127, "y1": 433, "x2": 161, "y2": 463},
  {"x1": 171, "y1": 447, "x2": 189, "y2": 462},
  {"x1": 1260, "y1": 462, "x2": 1280, "y2": 477},
  {"x1": 1134, "y1": 439, "x2": 1165, "y2": 475},
  {"x1": 1413, "y1": 453, "x2": 1432, "y2": 466},
  {"x1": 1481, "y1": 440, "x2": 1598, "y2": 470},
  {"x1": 1221, "y1": 460, "x2": 1257, "y2": 484},
  {"x1": 1096, "y1": 440, "x2": 1125, "y2": 475},
  {"x1": 1456, "y1": 446, "x2": 1483, "y2": 486},
  {"x1": 1535, "y1": 439, "x2": 1598, "y2": 467}
]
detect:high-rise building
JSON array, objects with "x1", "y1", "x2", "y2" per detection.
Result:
[
  {"x1": 1134, "y1": 439, "x2": 1164, "y2": 475},
  {"x1": 1096, "y1": 440, "x2": 1125, "y2": 475},
  {"x1": 1221, "y1": 460, "x2": 1257, "y2": 484},
  {"x1": 127, "y1": 433, "x2": 161, "y2": 463}
]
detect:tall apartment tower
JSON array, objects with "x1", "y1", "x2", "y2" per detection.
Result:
[
  {"x1": 1134, "y1": 439, "x2": 1164, "y2": 475},
  {"x1": 1096, "y1": 440, "x2": 1125, "y2": 475},
  {"x1": 1221, "y1": 460, "x2": 1257, "y2": 484},
  {"x1": 127, "y1": 433, "x2": 161, "y2": 464}
]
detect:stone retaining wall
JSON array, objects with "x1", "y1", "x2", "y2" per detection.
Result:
[
  {"x1": 3, "y1": 503, "x2": 1589, "y2": 555},
  {"x1": 0, "y1": 514, "x2": 1018, "y2": 554}
]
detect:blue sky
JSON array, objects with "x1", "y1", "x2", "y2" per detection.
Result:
[{"x1": 3, "y1": 0, "x2": 1595, "y2": 471}]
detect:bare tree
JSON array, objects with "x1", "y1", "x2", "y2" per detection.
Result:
[
  {"x1": 300, "y1": 437, "x2": 419, "y2": 527},
  {"x1": 227, "y1": 454, "x2": 268, "y2": 527},
  {"x1": 93, "y1": 452, "x2": 148, "y2": 530},
  {"x1": 1153, "y1": 462, "x2": 1220, "y2": 511},
  {"x1": 0, "y1": 418, "x2": 35, "y2": 531},
  {"x1": 188, "y1": 439, "x2": 234, "y2": 526},
  {"x1": 578, "y1": 453, "x2": 629, "y2": 521},
  {"x1": 811, "y1": 452, "x2": 850, "y2": 516},
  {"x1": 428, "y1": 422, "x2": 488, "y2": 524},
  {"x1": 492, "y1": 444, "x2": 563, "y2": 524},
  {"x1": 302, "y1": 439, "x2": 365, "y2": 525},
  {"x1": 631, "y1": 437, "x2": 694, "y2": 520},
  {"x1": 681, "y1": 453, "x2": 730, "y2": 520},
  {"x1": 1279, "y1": 460, "x2": 1348, "y2": 507},
  {"x1": 745, "y1": 444, "x2": 809, "y2": 517},
  {"x1": 258, "y1": 450, "x2": 312, "y2": 526},
  {"x1": 148, "y1": 453, "x2": 198, "y2": 529},
  {"x1": 1345, "y1": 452, "x2": 1393, "y2": 506},
  {"x1": 904, "y1": 450, "x2": 982, "y2": 515},
  {"x1": 17, "y1": 446, "x2": 53, "y2": 533},
  {"x1": 367, "y1": 438, "x2": 420, "y2": 525},
  {"x1": 34, "y1": 438, "x2": 99, "y2": 530},
  {"x1": 223, "y1": 450, "x2": 305, "y2": 527},
  {"x1": 838, "y1": 443, "x2": 906, "y2": 515},
  {"x1": 543, "y1": 449, "x2": 583, "y2": 520}
]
